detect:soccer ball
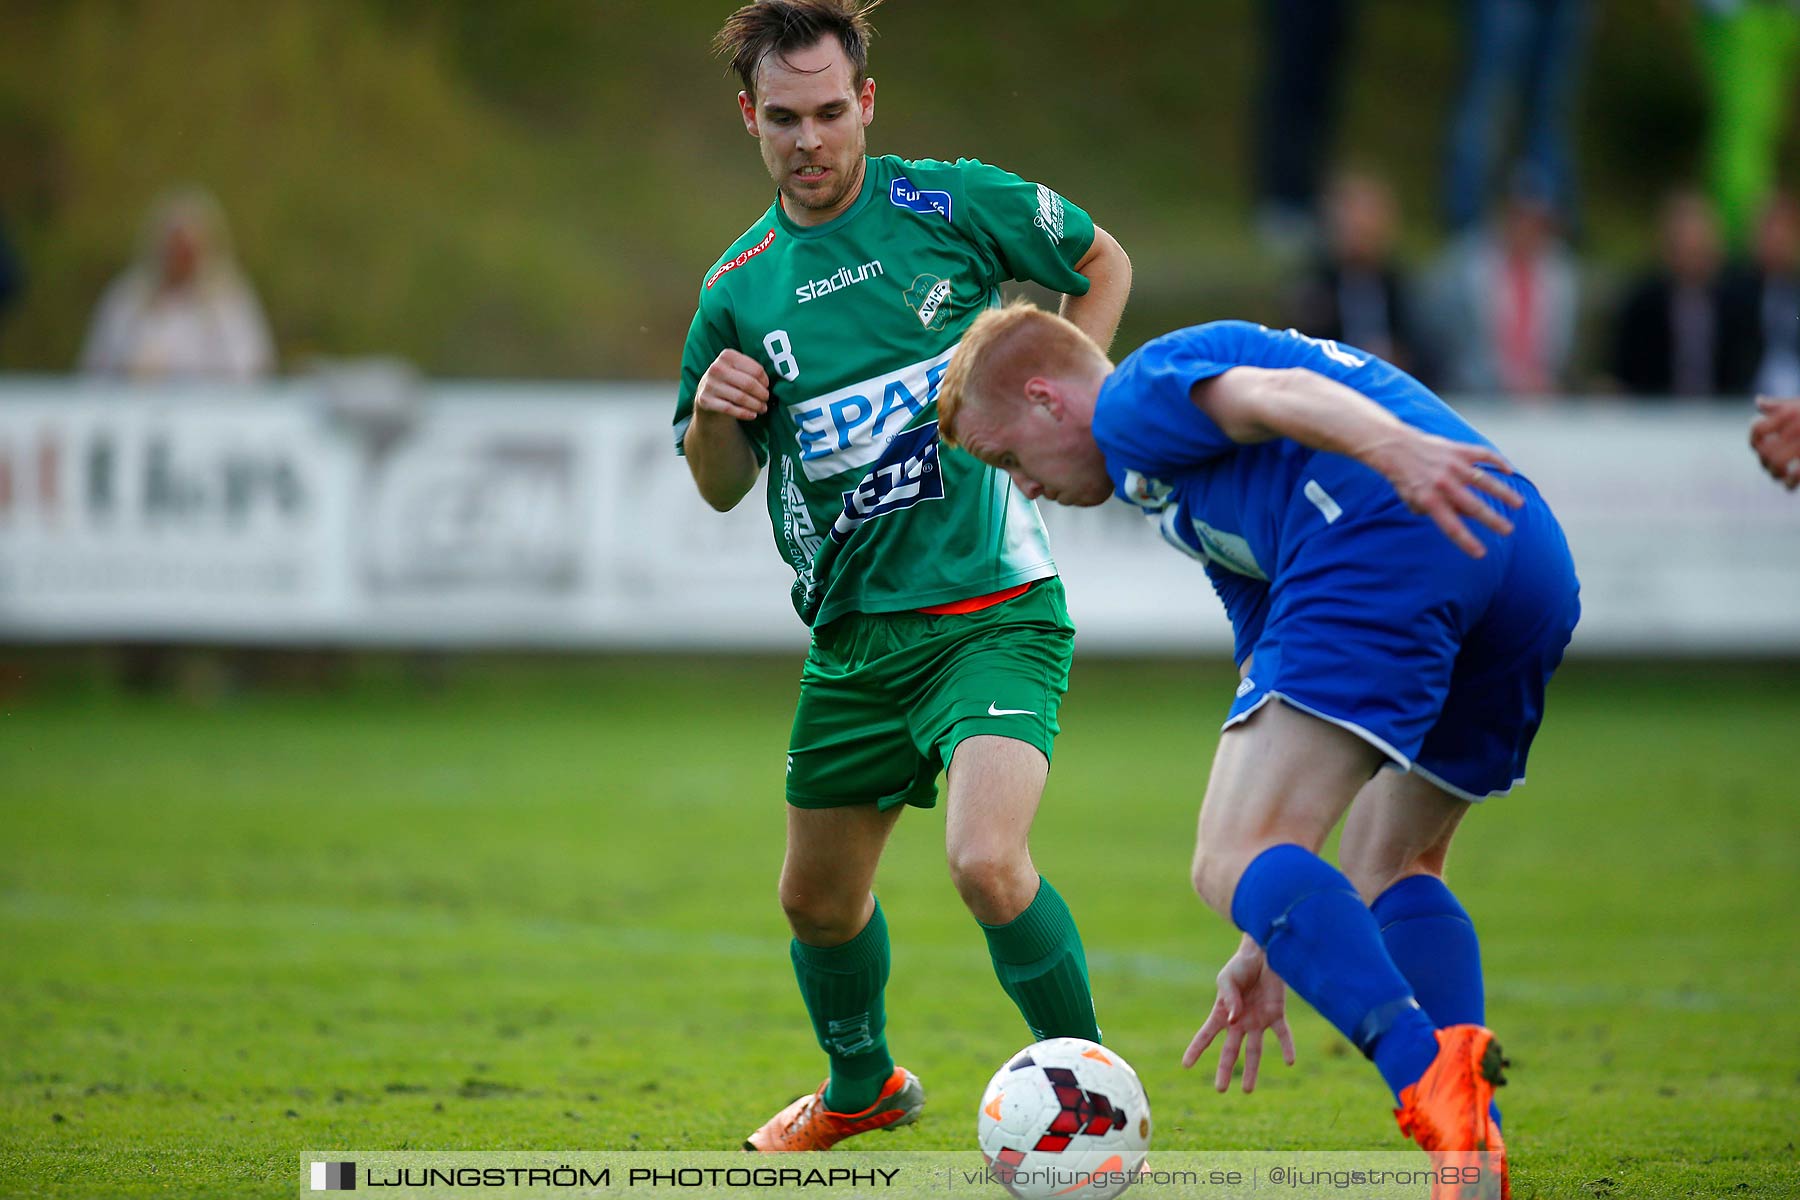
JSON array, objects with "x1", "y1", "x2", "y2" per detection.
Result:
[{"x1": 976, "y1": 1037, "x2": 1152, "y2": 1200}]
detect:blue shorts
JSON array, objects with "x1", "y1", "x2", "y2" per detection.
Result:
[{"x1": 1223, "y1": 474, "x2": 1580, "y2": 801}]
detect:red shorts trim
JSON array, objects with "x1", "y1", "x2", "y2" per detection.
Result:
[{"x1": 915, "y1": 581, "x2": 1034, "y2": 616}]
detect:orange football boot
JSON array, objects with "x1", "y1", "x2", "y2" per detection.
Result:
[
  {"x1": 744, "y1": 1067, "x2": 924, "y2": 1151},
  {"x1": 1394, "y1": 1025, "x2": 1510, "y2": 1200}
]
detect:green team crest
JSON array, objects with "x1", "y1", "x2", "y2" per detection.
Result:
[{"x1": 905, "y1": 273, "x2": 954, "y2": 331}]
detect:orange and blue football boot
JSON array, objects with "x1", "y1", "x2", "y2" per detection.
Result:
[
  {"x1": 744, "y1": 1067, "x2": 925, "y2": 1152},
  {"x1": 1394, "y1": 1025, "x2": 1510, "y2": 1200}
]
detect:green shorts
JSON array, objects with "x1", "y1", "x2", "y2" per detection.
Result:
[{"x1": 786, "y1": 577, "x2": 1075, "y2": 811}]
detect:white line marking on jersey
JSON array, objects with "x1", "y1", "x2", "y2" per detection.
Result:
[{"x1": 1303, "y1": 479, "x2": 1343, "y2": 524}]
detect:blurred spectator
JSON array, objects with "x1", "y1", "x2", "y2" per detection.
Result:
[
  {"x1": 1428, "y1": 172, "x2": 1579, "y2": 398},
  {"x1": 1288, "y1": 170, "x2": 1430, "y2": 381},
  {"x1": 1609, "y1": 189, "x2": 1736, "y2": 398},
  {"x1": 1696, "y1": 0, "x2": 1800, "y2": 250},
  {"x1": 0, "y1": 210, "x2": 20, "y2": 335},
  {"x1": 79, "y1": 187, "x2": 274, "y2": 381},
  {"x1": 1719, "y1": 192, "x2": 1800, "y2": 398},
  {"x1": 1252, "y1": 0, "x2": 1357, "y2": 258},
  {"x1": 80, "y1": 189, "x2": 277, "y2": 696},
  {"x1": 1749, "y1": 396, "x2": 1800, "y2": 488},
  {"x1": 1443, "y1": 0, "x2": 1590, "y2": 236}
]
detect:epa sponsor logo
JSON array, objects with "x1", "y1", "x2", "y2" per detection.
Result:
[
  {"x1": 704, "y1": 228, "x2": 777, "y2": 289},
  {"x1": 796, "y1": 259, "x2": 883, "y2": 305},
  {"x1": 890, "y1": 177, "x2": 952, "y2": 221},
  {"x1": 828, "y1": 421, "x2": 946, "y2": 545},
  {"x1": 790, "y1": 345, "x2": 956, "y2": 482},
  {"x1": 905, "y1": 274, "x2": 953, "y2": 330},
  {"x1": 1033, "y1": 184, "x2": 1067, "y2": 242}
]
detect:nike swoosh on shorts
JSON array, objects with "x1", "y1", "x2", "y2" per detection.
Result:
[{"x1": 987, "y1": 703, "x2": 1036, "y2": 717}]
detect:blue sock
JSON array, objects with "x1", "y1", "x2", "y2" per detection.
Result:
[
  {"x1": 1232, "y1": 844, "x2": 1441, "y2": 1100},
  {"x1": 1372, "y1": 874, "x2": 1501, "y2": 1128}
]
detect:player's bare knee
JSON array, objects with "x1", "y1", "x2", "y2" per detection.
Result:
[
  {"x1": 947, "y1": 844, "x2": 1034, "y2": 924},
  {"x1": 1194, "y1": 812, "x2": 1332, "y2": 913},
  {"x1": 777, "y1": 882, "x2": 860, "y2": 945},
  {"x1": 945, "y1": 844, "x2": 1013, "y2": 899},
  {"x1": 786, "y1": 910, "x2": 863, "y2": 946},
  {"x1": 1190, "y1": 837, "x2": 1248, "y2": 916},
  {"x1": 1188, "y1": 847, "x2": 1213, "y2": 906}
]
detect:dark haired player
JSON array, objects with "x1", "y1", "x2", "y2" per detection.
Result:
[{"x1": 678, "y1": 1, "x2": 1132, "y2": 1151}]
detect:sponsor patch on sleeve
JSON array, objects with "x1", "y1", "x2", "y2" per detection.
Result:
[
  {"x1": 1032, "y1": 184, "x2": 1067, "y2": 243},
  {"x1": 705, "y1": 228, "x2": 777, "y2": 289},
  {"x1": 890, "y1": 177, "x2": 953, "y2": 222}
]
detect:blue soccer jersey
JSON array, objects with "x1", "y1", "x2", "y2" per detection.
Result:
[{"x1": 1091, "y1": 321, "x2": 1580, "y2": 801}]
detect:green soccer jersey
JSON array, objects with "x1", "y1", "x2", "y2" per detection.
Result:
[{"x1": 675, "y1": 154, "x2": 1097, "y2": 627}]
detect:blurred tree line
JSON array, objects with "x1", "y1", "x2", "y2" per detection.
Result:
[{"x1": 0, "y1": 0, "x2": 1777, "y2": 380}]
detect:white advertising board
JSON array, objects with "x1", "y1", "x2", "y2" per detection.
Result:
[
  {"x1": 1, "y1": 379, "x2": 1795, "y2": 655},
  {"x1": 0, "y1": 381, "x2": 358, "y2": 639}
]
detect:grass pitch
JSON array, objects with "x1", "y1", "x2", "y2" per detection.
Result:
[{"x1": 2, "y1": 655, "x2": 1797, "y2": 1198}]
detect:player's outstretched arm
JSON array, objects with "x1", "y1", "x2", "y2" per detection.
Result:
[
  {"x1": 1195, "y1": 366, "x2": 1524, "y2": 559},
  {"x1": 1750, "y1": 396, "x2": 1800, "y2": 491},
  {"x1": 1182, "y1": 933, "x2": 1295, "y2": 1094},
  {"x1": 684, "y1": 348, "x2": 768, "y2": 511},
  {"x1": 1059, "y1": 224, "x2": 1131, "y2": 353}
]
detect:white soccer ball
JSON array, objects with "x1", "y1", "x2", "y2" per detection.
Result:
[{"x1": 976, "y1": 1037, "x2": 1152, "y2": 1200}]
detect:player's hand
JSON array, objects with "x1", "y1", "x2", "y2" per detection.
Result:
[
  {"x1": 1373, "y1": 430, "x2": 1523, "y2": 558},
  {"x1": 1750, "y1": 396, "x2": 1800, "y2": 491},
  {"x1": 1182, "y1": 936, "x2": 1295, "y2": 1093},
  {"x1": 694, "y1": 348, "x2": 770, "y2": 422}
]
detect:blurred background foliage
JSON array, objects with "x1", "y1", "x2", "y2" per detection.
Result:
[{"x1": 0, "y1": 0, "x2": 1782, "y2": 379}]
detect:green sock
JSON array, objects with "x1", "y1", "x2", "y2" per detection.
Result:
[
  {"x1": 980, "y1": 877, "x2": 1102, "y2": 1043},
  {"x1": 791, "y1": 898, "x2": 895, "y2": 1114}
]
